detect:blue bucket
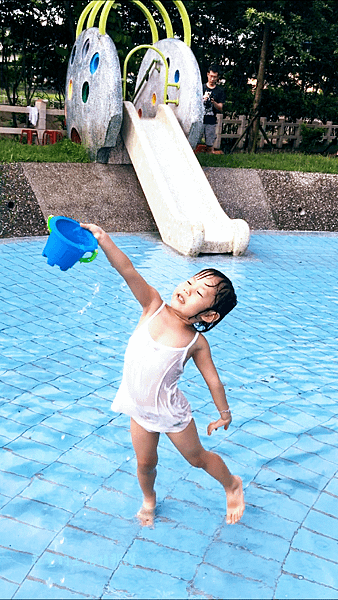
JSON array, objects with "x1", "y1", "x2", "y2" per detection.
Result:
[{"x1": 42, "y1": 216, "x2": 98, "y2": 271}]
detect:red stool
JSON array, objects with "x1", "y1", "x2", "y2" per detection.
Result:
[
  {"x1": 20, "y1": 129, "x2": 39, "y2": 145},
  {"x1": 42, "y1": 130, "x2": 64, "y2": 145}
]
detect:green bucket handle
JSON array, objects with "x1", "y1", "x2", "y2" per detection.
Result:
[
  {"x1": 80, "y1": 249, "x2": 99, "y2": 263},
  {"x1": 47, "y1": 215, "x2": 98, "y2": 264},
  {"x1": 47, "y1": 214, "x2": 54, "y2": 233}
]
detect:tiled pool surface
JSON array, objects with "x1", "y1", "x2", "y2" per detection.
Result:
[{"x1": 0, "y1": 230, "x2": 338, "y2": 599}]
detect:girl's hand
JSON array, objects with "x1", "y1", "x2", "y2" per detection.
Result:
[
  {"x1": 80, "y1": 223, "x2": 106, "y2": 243},
  {"x1": 207, "y1": 413, "x2": 232, "y2": 436}
]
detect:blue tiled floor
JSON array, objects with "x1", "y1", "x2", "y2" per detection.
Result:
[{"x1": 0, "y1": 230, "x2": 338, "y2": 599}]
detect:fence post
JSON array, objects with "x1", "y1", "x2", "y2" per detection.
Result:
[
  {"x1": 213, "y1": 113, "x2": 223, "y2": 150},
  {"x1": 277, "y1": 117, "x2": 285, "y2": 149},
  {"x1": 294, "y1": 119, "x2": 302, "y2": 148},
  {"x1": 326, "y1": 121, "x2": 332, "y2": 141},
  {"x1": 259, "y1": 117, "x2": 266, "y2": 148},
  {"x1": 35, "y1": 99, "x2": 48, "y2": 144},
  {"x1": 238, "y1": 115, "x2": 247, "y2": 149}
]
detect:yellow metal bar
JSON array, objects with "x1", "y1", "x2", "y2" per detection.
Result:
[
  {"x1": 173, "y1": 0, "x2": 191, "y2": 46},
  {"x1": 97, "y1": 0, "x2": 158, "y2": 42},
  {"x1": 123, "y1": 44, "x2": 169, "y2": 102},
  {"x1": 99, "y1": 1, "x2": 117, "y2": 35},
  {"x1": 131, "y1": 1, "x2": 159, "y2": 44},
  {"x1": 76, "y1": 1, "x2": 98, "y2": 38},
  {"x1": 150, "y1": 1, "x2": 174, "y2": 38},
  {"x1": 76, "y1": 0, "x2": 191, "y2": 44},
  {"x1": 87, "y1": 0, "x2": 106, "y2": 28}
]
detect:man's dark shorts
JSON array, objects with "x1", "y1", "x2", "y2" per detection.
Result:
[{"x1": 203, "y1": 124, "x2": 216, "y2": 147}]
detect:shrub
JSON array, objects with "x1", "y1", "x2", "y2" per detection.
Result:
[{"x1": 299, "y1": 124, "x2": 326, "y2": 153}]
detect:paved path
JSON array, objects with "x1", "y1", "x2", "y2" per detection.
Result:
[{"x1": 0, "y1": 231, "x2": 338, "y2": 599}]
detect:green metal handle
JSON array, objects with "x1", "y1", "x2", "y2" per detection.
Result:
[
  {"x1": 151, "y1": 1, "x2": 174, "y2": 39},
  {"x1": 76, "y1": 1, "x2": 99, "y2": 38},
  {"x1": 173, "y1": 1, "x2": 191, "y2": 47},
  {"x1": 76, "y1": 0, "x2": 191, "y2": 46},
  {"x1": 123, "y1": 44, "x2": 169, "y2": 102},
  {"x1": 87, "y1": 0, "x2": 106, "y2": 29},
  {"x1": 80, "y1": 249, "x2": 99, "y2": 264},
  {"x1": 128, "y1": 1, "x2": 159, "y2": 44}
]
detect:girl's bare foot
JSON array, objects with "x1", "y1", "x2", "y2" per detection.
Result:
[
  {"x1": 226, "y1": 475, "x2": 245, "y2": 524},
  {"x1": 137, "y1": 493, "x2": 156, "y2": 528}
]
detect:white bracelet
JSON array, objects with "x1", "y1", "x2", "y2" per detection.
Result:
[{"x1": 220, "y1": 409, "x2": 231, "y2": 415}]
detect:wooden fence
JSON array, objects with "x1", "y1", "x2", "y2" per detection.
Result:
[
  {"x1": 0, "y1": 100, "x2": 65, "y2": 144},
  {"x1": 2, "y1": 100, "x2": 338, "y2": 151},
  {"x1": 214, "y1": 114, "x2": 338, "y2": 150}
]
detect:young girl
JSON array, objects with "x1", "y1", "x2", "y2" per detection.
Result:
[{"x1": 81, "y1": 224, "x2": 245, "y2": 527}]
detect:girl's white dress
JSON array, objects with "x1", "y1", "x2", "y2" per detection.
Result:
[{"x1": 111, "y1": 303, "x2": 199, "y2": 433}]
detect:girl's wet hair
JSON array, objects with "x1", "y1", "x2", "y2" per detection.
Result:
[{"x1": 192, "y1": 268, "x2": 237, "y2": 332}]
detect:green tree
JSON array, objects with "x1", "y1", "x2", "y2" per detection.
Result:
[
  {"x1": 3, "y1": 0, "x2": 338, "y2": 134},
  {"x1": 215, "y1": 0, "x2": 338, "y2": 150},
  {"x1": 0, "y1": 0, "x2": 69, "y2": 112}
]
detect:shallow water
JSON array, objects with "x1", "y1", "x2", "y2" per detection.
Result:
[{"x1": 0, "y1": 231, "x2": 338, "y2": 600}]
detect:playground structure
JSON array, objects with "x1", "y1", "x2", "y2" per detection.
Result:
[{"x1": 65, "y1": 0, "x2": 250, "y2": 256}]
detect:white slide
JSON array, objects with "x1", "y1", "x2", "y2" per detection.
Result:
[{"x1": 122, "y1": 101, "x2": 250, "y2": 256}]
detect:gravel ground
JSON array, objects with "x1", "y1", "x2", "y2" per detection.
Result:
[
  {"x1": 0, "y1": 163, "x2": 47, "y2": 238},
  {"x1": 2, "y1": 162, "x2": 338, "y2": 238}
]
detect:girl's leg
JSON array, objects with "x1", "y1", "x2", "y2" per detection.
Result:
[
  {"x1": 166, "y1": 419, "x2": 245, "y2": 524},
  {"x1": 130, "y1": 418, "x2": 160, "y2": 527}
]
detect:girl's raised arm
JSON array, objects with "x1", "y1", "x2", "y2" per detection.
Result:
[{"x1": 81, "y1": 224, "x2": 161, "y2": 311}]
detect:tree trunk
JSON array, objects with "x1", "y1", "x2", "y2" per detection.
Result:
[
  {"x1": 63, "y1": 0, "x2": 76, "y2": 48},
  {"x1": 248, "y1": 21, "x2": 270, "y2": 153}
]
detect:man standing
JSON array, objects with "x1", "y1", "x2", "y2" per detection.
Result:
[{"x1": 202, "y1": 64, "x2": 225, "y2": 154}]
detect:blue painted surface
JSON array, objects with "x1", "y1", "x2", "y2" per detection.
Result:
[{"x1": 0, "y1": 231, "x2": 338, "y2": 599}]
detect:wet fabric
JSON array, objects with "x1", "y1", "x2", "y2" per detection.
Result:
[{"x1": 111, "y1": 303, "x2": 199, "y2": 433}]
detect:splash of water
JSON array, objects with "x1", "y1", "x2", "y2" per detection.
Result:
[{"x1": 78, "y1": 282, "x2": 100, "y2": 315}]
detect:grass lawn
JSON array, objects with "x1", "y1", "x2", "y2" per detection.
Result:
[
  {"x1": 1, "y1": 136, "x2": 338, "y2": 174},
  {"x1": 197, "y1": 150, "x2": 338, "y2": 174},
  {"x1": 0, "y1": 137, "x2": 90, "y2": 163}
]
